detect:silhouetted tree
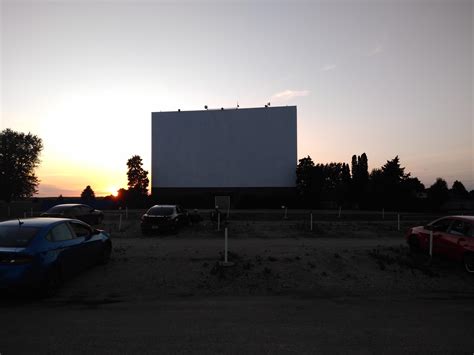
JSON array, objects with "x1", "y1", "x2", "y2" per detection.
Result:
[
  {"x1": 126, "y1": 155, "x2": 149, "y2": 207},
  {"x1": 303, "y1": 162, "x2": 352, "y2": 208},
  {"x1": 0, "y1": 129, "x2": 43, "y2": 202},
  {"x1": 366, "y1": 156, "x2": 423, "y2": 211},
  {"x1": 451, "y1": 180, "x2": 469, "y2": 199},
  {"x1": 350, "y1": 153, "x2": 369, "y2": 207},
  {"x1": 427, "y1": 178, "x2": 449, "y2": 210},
  {"x1": 296, "y1": 156, "x2": 315, "y2": 206},
  {"x1": 81, "y1": 185, "x2": 96, "y2": 202},
  {"x1": 380, "y1": 156, "x2": 409, "y2": 209},
  {"x1": 367, "y1": 168, "x2": 384, "y2": 208},
  {"x1": 115, "y1": 188, "x2": 129, "y2": 208},
  {"x1": 127, "y1": 155, "x2": 149, "y2": 195}
]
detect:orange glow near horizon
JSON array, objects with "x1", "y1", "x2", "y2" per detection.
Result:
[{"x1": 108, "y1": 187, "x2": 119, "y2": 197}]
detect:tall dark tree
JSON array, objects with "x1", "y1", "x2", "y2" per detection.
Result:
[
  {"x1": 296, "y1": 156, "x2": 315, "y2": 205},
  {"x1": 366, "y1": 156, "x2": 423, "y2": 210},
  {"x1": 127, "y1": 155, "x2": 149, "y2": 197},
  {"x1": 0, "y1": 129, "x2": 43, "y2": 202},
  {"x1": 379, "y1": 156, "x2": 410, "y2": 209},
  {"x1": 427, "y1": 178, "x2": 449, "y2": 210},
  {"x1": 451, "y1": 180, "x2": 469, "y2": 199},
  {"x1": 350, "y1": 153, "x2": 369, "y2": 207},
  {"x1": 81, "y1": 185, "x2": 96, "y2": 201}
]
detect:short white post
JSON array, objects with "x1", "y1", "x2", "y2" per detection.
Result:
[
  {"x1": 397, "y1": 214, "x2": 400, "y2": 231},
  {"x1": 310, "y1": 212, "x2": 313, "y2": 231},
  {"x1": 23, "y1": 212, "x2": 27, "y2": 219},
  {"x1": 125, "y1": 207, "x2": 128, "y2": 220},
  {"x1": 118, "y1": 213, "x2": 122, "y2": 232},
  {"x1": 30, "y1": 207, "x2": 33, "y2": 217},
  {"x1": 217, "y1": 212, "x2": 220, "y2": 232},
  {"x1": 382, "y1": 208, "x2": 385, "y2": 220},
  {"x1": 338, "y1": 206, "x2": 342, "y2": 218},
  {"x1": 429, "y1": 230, "x2": 433, "y2": 257},
  {"x1": 224, "y1": 227, "x2": 228, "y2": 263},
  {"x1": 285, "y1": 207, "x2": 288, "y2": 219}
]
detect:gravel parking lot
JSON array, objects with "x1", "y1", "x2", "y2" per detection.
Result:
[
  {"x1": 2, "y1": 210, "x2": 474, "y2": 354},
  {"x1": 50, "y1": 211, "x2": 474, "y2": 302}
]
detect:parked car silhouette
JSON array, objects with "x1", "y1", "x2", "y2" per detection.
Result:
[
  {"x1": 406, "y1": 215, "x2": 474, "y2": 272},
  {"x1": 41, "y1": 204, "x2": 104, "y2": 225},
  {"x1": 0, "y1": 217, "x2": 112, "y2": 295},
  {"x1": 141, "y1": 205, "x2": 189, "y2": 234}
]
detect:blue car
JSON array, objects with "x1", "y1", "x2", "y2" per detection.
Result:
[{"x1": 0, "y1": 218, "x2": 112, "y2": 295}]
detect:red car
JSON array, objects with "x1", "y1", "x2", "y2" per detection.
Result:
[{"x1": 406, "y1": 215, "x2": 474, "y2": 272}]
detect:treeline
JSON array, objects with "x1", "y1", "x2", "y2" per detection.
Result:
[{"x1": 296, "y1": 153, "x2": 474, "y2": 211}]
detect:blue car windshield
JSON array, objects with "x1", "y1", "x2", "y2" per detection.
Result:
[{"x1": 0, "y1": 226, "x2": 39, "y2": 247}]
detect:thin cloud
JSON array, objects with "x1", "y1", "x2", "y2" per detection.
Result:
[
  {"x1": 368, "y1": 45, "x2": 383, "y2": 56},
  {"x1": 321, "y1": 64, "x2": 337, "y2": 71},
  {"x1": 271, "y1": 90, "x2": 310, "y2": 102}
]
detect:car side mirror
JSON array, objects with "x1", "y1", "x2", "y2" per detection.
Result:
[{"x1": 92, "y1": 229, "x2": 100, "y2": 235}]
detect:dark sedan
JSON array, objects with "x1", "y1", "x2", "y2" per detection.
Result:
[
  {"x1": 141, "y1": 205, "x2": 189, "y2": 234},
  {"x1": 0, "y1": 218, "x2": 112, "y2": 295},
  {"x1": 406, "y1": 215, "x2": 474, "y2": 272},
  {"x1": 41, "y1": 204, "x2": 104, "y2": 225}
]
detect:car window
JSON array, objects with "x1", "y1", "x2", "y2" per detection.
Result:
[
  {"x1": 63, "y1": 208, "x2": 75, "y2": 217},
  {"x1": 449, "y1": 220, "x2": 469, "y2": 236},
  {"x1": 48, "y1": 223, "x2": 74, "y2": 242},
  {"x1": 148, "y1": 207, "x2": 174, "y2": 216},
  {"x1": 430, "y1": 218, "x2": 453, "y2": 232},
  {"x1": 47, "y1": 205, "x2": 69, "y2": 213},
  {"x1": 69, "y1": 222, "x2": 91, "y2": 238},
  {"x1": 467, "y1": 223, "x2": 474, "y2": 238},
  {"x1": 0, "y1": 226, "x2": 39, "y2": 247},
  {"x1": 80, "y1": 206, "x2": 92, "y2": 214}
]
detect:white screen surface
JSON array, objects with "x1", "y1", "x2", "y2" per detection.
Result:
[{"x1": 152, "y1": 106, "x2": 297, "y2": 188}]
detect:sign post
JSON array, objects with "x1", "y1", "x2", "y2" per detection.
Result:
[{"x1": 220, "y1": 227, "x2": 234, "y2": 266}]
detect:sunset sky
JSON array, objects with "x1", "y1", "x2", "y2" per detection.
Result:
[{"x1": 1, "y1": 0, "x2": 472, "y2": 196}]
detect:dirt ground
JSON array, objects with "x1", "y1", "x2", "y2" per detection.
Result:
[
  {"x1": 3, "y1": 211, "x2": 474, "y2": 354},
  {"x1": 52, "y1": 211, "x2": 474, "y2": 303}
]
